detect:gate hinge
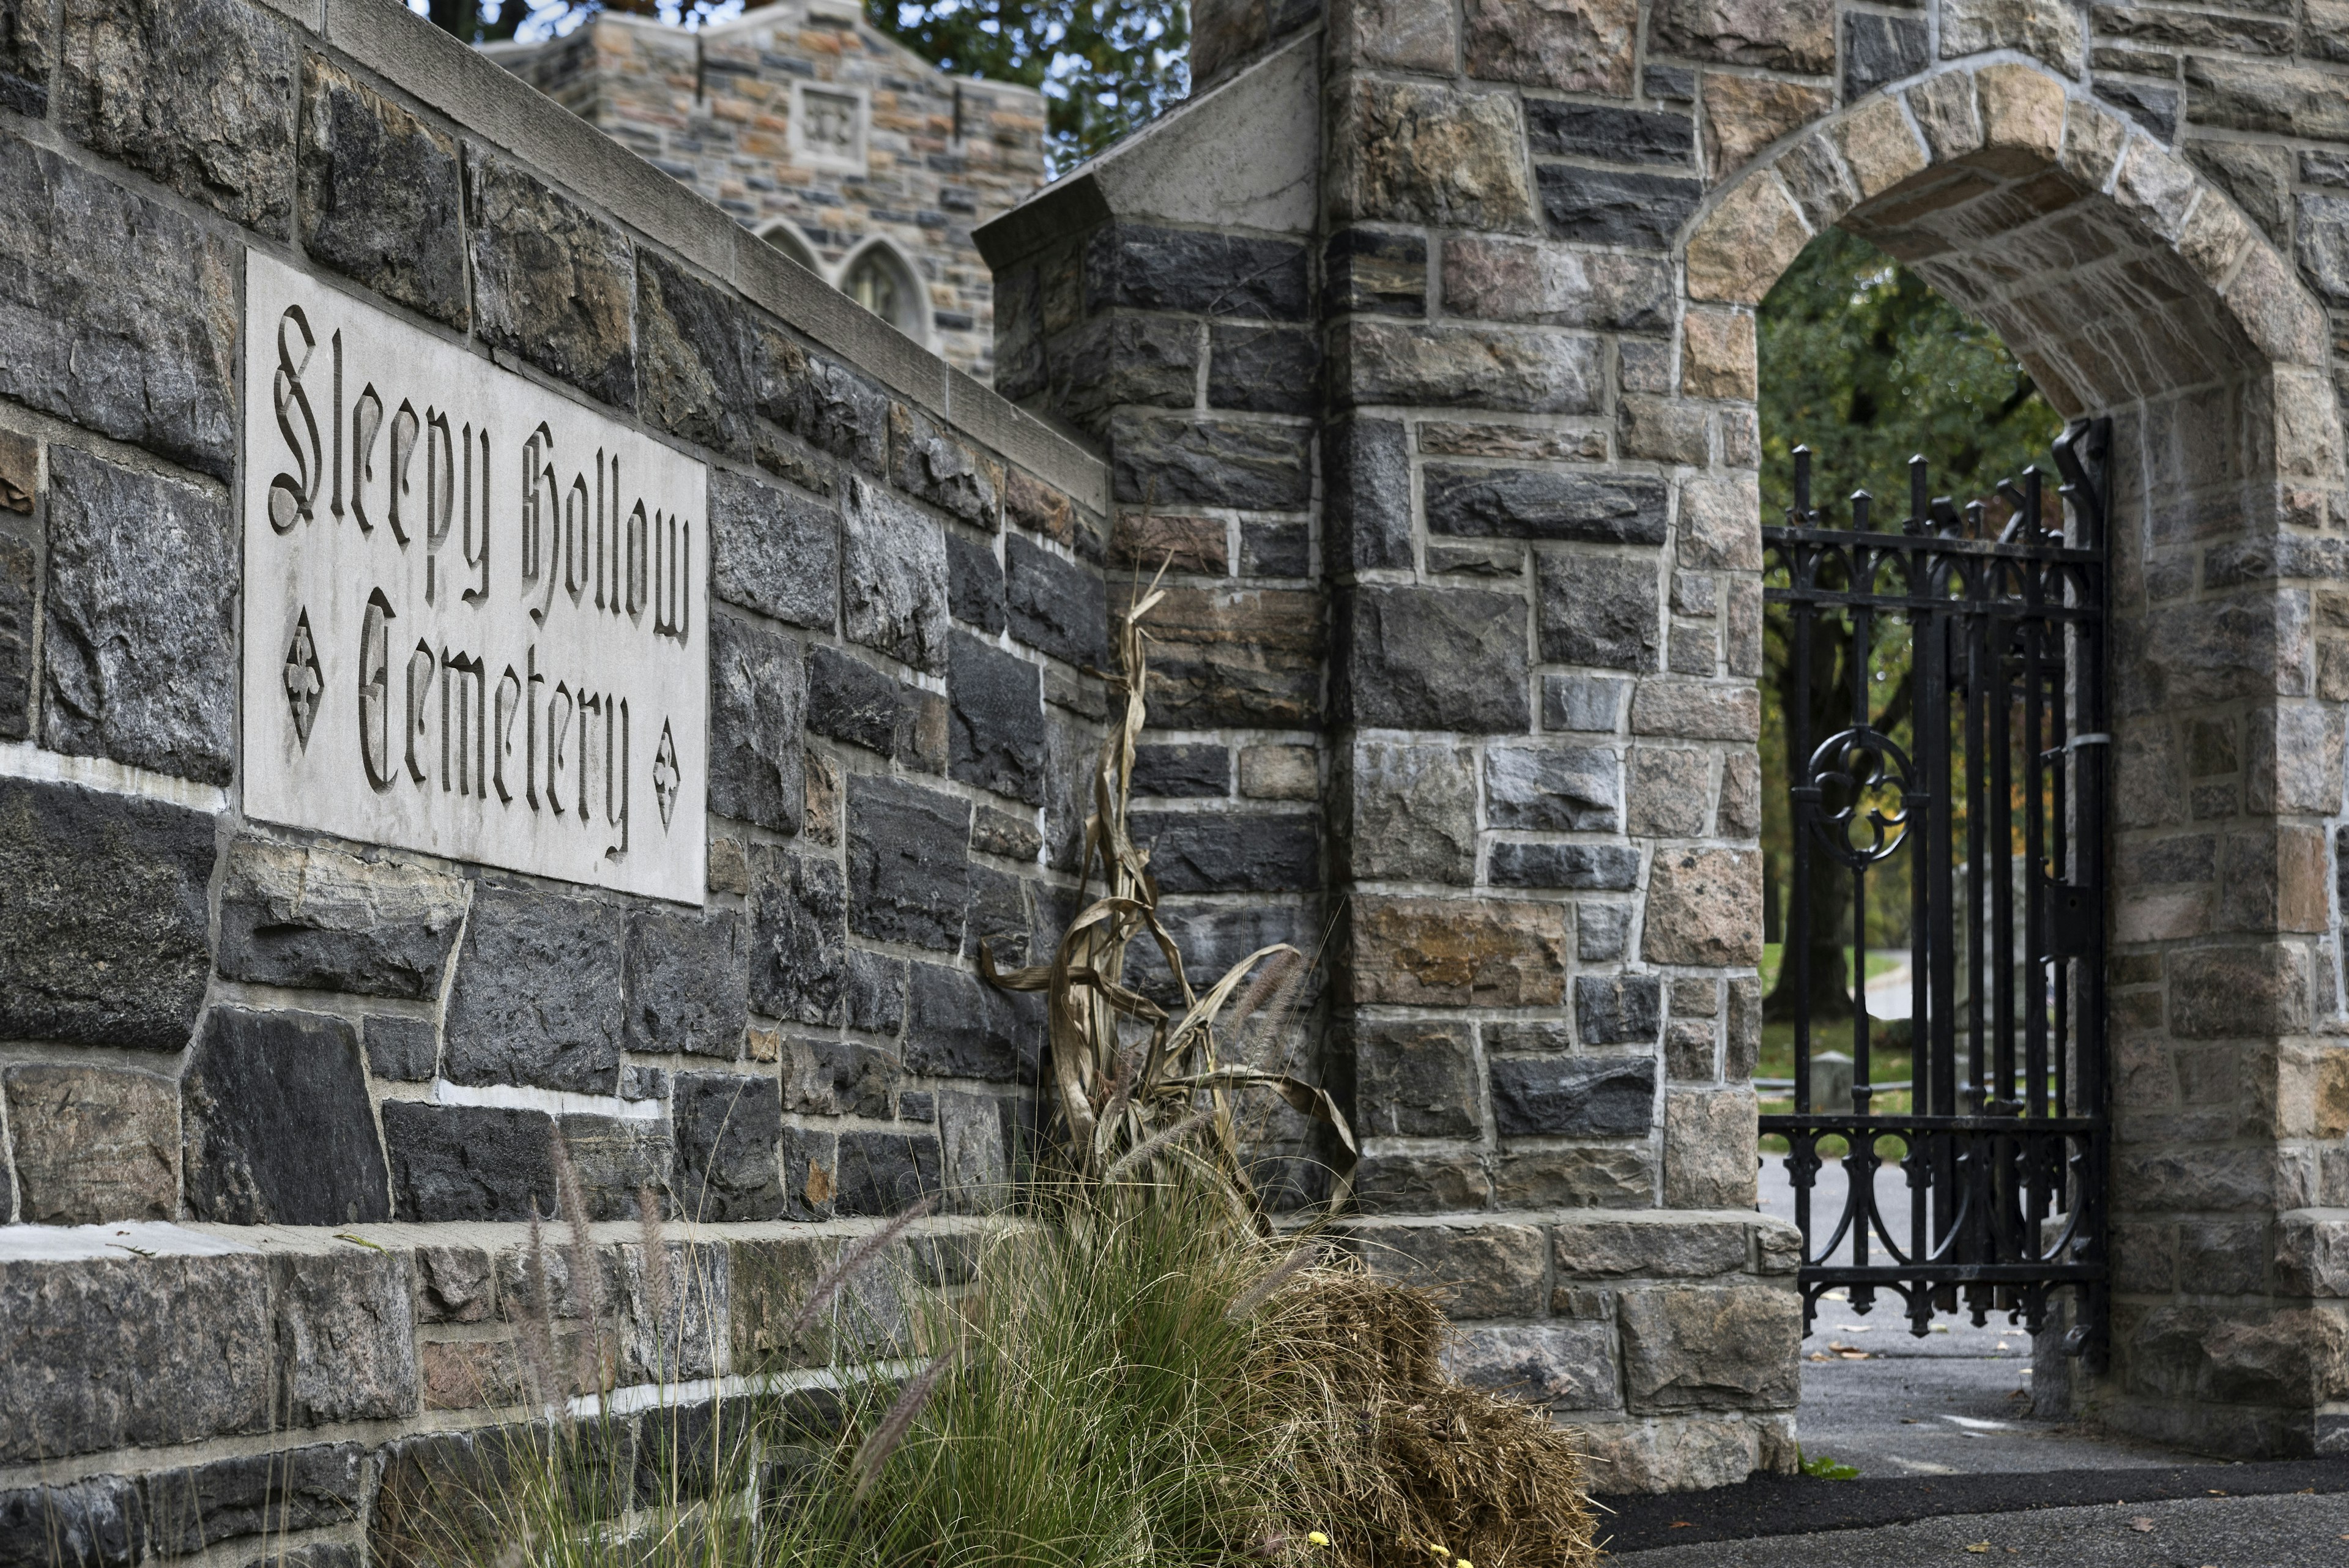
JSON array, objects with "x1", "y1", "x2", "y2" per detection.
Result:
[{"x1": 2042, "y1": 882, "x2": 2096, "y2": 959}]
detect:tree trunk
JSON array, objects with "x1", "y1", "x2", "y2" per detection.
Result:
[{"x1": 1763, "y1": 615, "x2": 1859, "y2": 1024}]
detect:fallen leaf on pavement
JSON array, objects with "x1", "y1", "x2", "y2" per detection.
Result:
[
  {"x1": 1964, "y1": 1544, "x2": 1990, "y2": 1554},
  {"x1": 2128, "y1": 1518, "x2": 2154, "y2": 1533}
]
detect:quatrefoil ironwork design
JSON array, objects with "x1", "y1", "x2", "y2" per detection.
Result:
[{"x1": 1802, "y1": 726, "x2": 1915, "y2": 868}]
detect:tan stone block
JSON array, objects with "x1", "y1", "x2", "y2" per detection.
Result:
[
  {"x1": 1239, "y1": 743, "x2": 1318, "y2": 799},
  {"x1": 1332, "y1": 317, "x2": 1602, "y2": 414},
  {"x1": 1620, "y1": 395, "x2": 1710, "y2": 465},
  {"x1": 1682, "y1": 308, "x2": 1757, "y2": 400},
  {"x1": 1629, "y1": 746, "x2": 1711, "y2": 838},
  {"x1": 1715, "y1": 749, "x2": 1761, "y2": 839},
  {"x1": 1677, "y1": 472, "x2": 1762, "y2": 570},
  {"x1": 2266, "y1": 1043, "x2": 2349, "y2": 1140},
  {"x1": 1327, "y1": 76, "x2": 1541, "y2": 233},
  {"x1": 1551, "y1": 1212, "x2": 1755, "y2": 1279},
  {"x1": 1441, "y1": 235, "x2": 1672, "y2": 327},
  {"x1": 803, "y1": 746, "x2": 840, "y2": 846},
  {"x1": 1570, "y1": 1414, "x2": 1765, "y2": 1493},
  {"x1": 2223, "y1": 245, "x2": 2332, "y2": 369},
  {"x1": 1702, "y1": 74, "x2": 1833, "y2": 181},
  {"x1": 1662, "y1": 1087, "x2": 1760, "y2": 1208},
  {"x1": 1904, "y1": 70, "x2": 1983, "y2": 162},
  {"x1": 708, "y1": 836, "x2": 751, "y2": 896},
  {"x1": 2, "y1": 1063, "x2": 178, "y2": 1224},
  {"x1": 2176, "y1": 188, "x2": 2254, "y2": 287},
  {"x1": 1348, "y1": 895, "x2": 1567, "y2": 1006},
  {"x1": 2057, "y1": 97, "x2": 2128, "y2": 190},
  {"x1": 1462, "y1": 0, "x2": 1639, "y2": 95},
  {"x1": 1631, "y1": 680, "x2": 1760, "y2": 740},
  {"x1": 1493, "y1": 1145, "x2": 1655, "y2": 1207},
  {"x1": 1419, "y1": 422, "x2": 1610, "y2": 462},
  {"x1": 1650, "y1": 0, "x2": 1835, "y2": 72},
  {"x1": 2112, "y1": 138, "x2": 2199, "y2": 242},
  {"x1": 1940, "y1": 0, "x2": 2085, "y2": 78},
  {"x1": 1330, "y1": 0, "x2": 1456, "y2": 71},
  {"x1": 2272, "y1": 368, "x2": 2345, "y2": 480},
  {"x1": 1771, "y1": 134, "x2": 1861, "y2": 229},
  {"x1": 1974, "y1": 61, "x2": 2068, "y2": 171},
  {"x1": 1644, "y1": 847, "x2": 1762, "y2": 967},
  {"x1": 1618, "y1": 1280, "x2": 1801, "y2": 1411},
  {"x1": 1685, "y1": 174, "x2": 1812, "y2": 304},
  {"x1": 1834, "y1": 95, "x2": 1929, "y2": 199},
  {"x1": 1113, "y1": 510, "x2": 1227, "y2": 574}
]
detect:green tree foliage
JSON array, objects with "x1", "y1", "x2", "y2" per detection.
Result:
[
  {"x1": 864, "y1": 0, "x2": 1189, "y2": 171},
  {"x1": 421, "y1": 1, "x2": 730, "y2": 45},
  {"x1": 1757, "y1": 228, "x2": 2065, "y2": 1020}
]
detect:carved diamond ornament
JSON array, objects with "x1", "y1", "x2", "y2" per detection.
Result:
[
  {"x1": 652, "y1": 721, "x2": 680, "y2": 828},
  {"x1": 283, "y1": 611, "x2": 323, "y2": 746}
]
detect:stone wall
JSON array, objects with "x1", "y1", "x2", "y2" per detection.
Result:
[
  {"x1": 0, "y1": 0, "x2": 1102, "y2": 1554},
  {"x1": 982, "y1": 0, "x2": 2349, "y2": 1481},
  {"x1": 491, "y1": 2, "x2": 1048, "y2": 383}
]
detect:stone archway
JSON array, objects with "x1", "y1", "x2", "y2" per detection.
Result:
[{"x1": 1683, "y1": 60, "x2": 2349, "y2": 1457}]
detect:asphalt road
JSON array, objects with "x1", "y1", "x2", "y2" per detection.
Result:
[{"x1": 1605, "y1": 1487, "x2": 2349, "y2": 1564}]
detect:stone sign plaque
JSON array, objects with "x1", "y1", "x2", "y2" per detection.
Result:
[{"x1": 242, "y1": 253, "x2": 708, "y2": 903}]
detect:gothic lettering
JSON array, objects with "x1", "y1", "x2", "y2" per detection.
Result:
[
  {"x1": 359, "y1": 590, "x2": 395, "y2": 792},
  {"x1": 424, "y1": 410, "x2": 455, "y2": 602},
  {"x1": 387, "y1": 401, "x2": 420, "y2": 546},
  {"x1": 351, "y1": 385, "x2": 383, "y2": 533},
  {"x1": 269, "y1": 307, "x2": 321, "y2": 533}
]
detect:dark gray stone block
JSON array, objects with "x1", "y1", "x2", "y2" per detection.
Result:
[
  {"x1": 561, "y1": 1112, "x2": 674, "y2": 1219},
  {"x1": 1206, "y1": 324, "x2": 1319, "y2": 415},
  {"x1": 963, "y1": 860, "x2": 1032, "y2": 967},
  {"x1": 834, "y1": 1129, "x2": 944, "y2": 1217},
  {"x1": 1491, "y1": 1054, "x2": 1657, "y2": 1138},
  {"x1": 1084, "y1": 225, "x2": 1309, "y2": 318},
  {"x1": 1578, "y1": 902, "x2": 1632, "y2": 961},
  {"x1": 1576, "y1": 974, "x2": 1663, "y2": 1046},
  {"x1": 780, "y1": 1123, "x2": 837, "y2": 1222},
  {"x1": 847, "y1": 774, "x2": 970, "y2": 951},
  {"x1": 43, "y1": 445, "x2": 234, "y2": 784},
  {"x1": 1241, "y1": 521, "x2": 1311, "y2": 578},
  {"x1": 892, "y1": 407, "x2": 998, "y2": 529},
  {"x1": 625, "y1": 907, "x2": 748, "y2": 1058},
  {"x1": 1324, "y1": 227, "x2": 1427, "y2": 316},
  {"x1": 384, "y1": 1101, "x2": 556, "y2": 1221},
  {"x1": 0, "y1": 137, "x2": 237, "y2": 478},
  {"x1": 906, "y1": 962, "x2": 1042, "y2": 1083},
  {"x1": 948, "y1": 630, "x2": 1045, "y2": 805},
  {"x1": 1129, "y1": 810, "x2": 1318, "y2": 893},
  {"x1": 0, "y1": 1476, "x2": 140, "y2": 1568},
  {"x1": 1108, "y1": 411, "x2": 1313, "y2": 510},
  {"x1": 467, "y1": 146, "x2": 634, "y2": 408},
  {"x1": 0, "y1": 532, "x2": 30, "y2": 741},
  {"x1": 638, "y1": 250, "x2": 755, "y2": 459},
  {"x1": 947, "y1": 530, "x2": 1006, "y2": 633},
  {"x1": 1643, "y1": 65, "x2": 1696, "y2": 101},
  {"x1": 1338, "y1": 586, "x2": 1531, "y2": 732},
  {"x1": 364, "y1": 1016, "x2": 436, "y2": 1082},
  {"x1": 297, "y1": 61, "x2": 464, "y2": 325},
  {"x1": 1524, "y1": 102, "x2": 1694, "y2": 165},
  {"x1": 674, "y1": 1072, "x2": 785, "y2": 1222},
  {"x1": 1488, "y1": 842, "x2": 1642, "y2": 889},
  {"x1": 785, "y1": 1035, "x2": 899, "y2": 1119},
  {"x1": 710, "y1": 468, "x2": 837, "y2": 630},
  {"x1": 144, "y1": 1445, "x2": 360, "y2": 1558},
  {"x1": 1004, "y1": 535, "x2": 1108, "y2": 669},
  {"x1": 1537, "y1": 552, "x2": 1662, "y2": 669},
  {"x1": 1351, "y1": 1020, "x2": 1479, "y2": 1138},
  {"x1": 1132, "y1": 743, "x2": 1228, "y2": 797},
  {"x1": 182, "y1": 1008, "x2": 389, "y2": 1226},
  {"x1": 58, "y1": 0, "x2": 295, "y2": 235},
  {"x1": 2096, "y1": 78, "x2": 2179, "y2": 142},
  {"x1": 442, "y1": 886, "x2": 626, "y2": 1093},
  {"x1": 809, "y1": 643, "x2": 911, "y2": 760},
  {"x1": 2298, "y1": 192, "x2": 2349, "y2": 305},
  {"x1": 215, "y1": 841, "x2": 465, "y2": 1000},
  {"x1": 755, "y1": 332, "x2": 889, "y2": 477},
  {"x1": 0, "y1": 0, "x2": 49, "y2": 117},
  {"x1": 1485, "y1": 745, "x2": 1621, "y2": 831},
  {"x1": 1424, "y1": 464, "x2": 1669, "y2": 544},
  {"x1": 1842, "y1": 13, "x2": 1928, "y2": 100},
  {"x1": 1536, "y1": 166, "x2": 1703, "y2": 247},
  {"x1": 709, "y1": 611, "x2": 806, "y2": 833},
  {"x1": 1053, "y1": 313, "x2": 1200, "y2": 432},
  {"x1": 1327, "y1": 418, "x2": 1412, "y2": 574},
  {"x1": 844, "y1": 949, "x2": 908, "y2": 1036},
  {"x1": 749, "y1": 846, "x2": 846, "y2": 1026},
  {"x1": 843, "y1": 476, "x2": 949, "y2": 674},
  {"x1": 2304, "y1": 151, "x2": 2349, "y2": 188},
  {"x1": 0, "y1": 778, "x2": 211, "y2": 1052}
]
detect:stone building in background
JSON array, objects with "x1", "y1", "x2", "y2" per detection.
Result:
[{"x1": 491, "y1": 0, "x2": 1048, "y2": 381}]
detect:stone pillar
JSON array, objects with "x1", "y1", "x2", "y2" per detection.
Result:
[{"x1": 1314, "y1": 0, "x2": 1800, "y2": 1490}]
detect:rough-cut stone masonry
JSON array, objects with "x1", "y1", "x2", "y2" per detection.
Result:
[
  {"x1": 7, "y1": 0, "x2": 2349, "y2": 1539},
  {"x1": 977, "y1": 0, "x2": 2349, "y2": 1485},
  {"x1": 0, "y1": 0, "x2": 1097, "y2": 1555},
  {"x1": 491, "y1": 2, "x2": 1047, "y2": 382}
]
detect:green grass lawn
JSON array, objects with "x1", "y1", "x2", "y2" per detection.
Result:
[{"x1": 1755, "y1": 945, "x2": 1915, "y2": 1158}]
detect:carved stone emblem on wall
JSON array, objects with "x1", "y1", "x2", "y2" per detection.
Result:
[
  {"x1": 240, "y1": 253, "x2": 710, "y2": 903},
  {"x1": 793, "y1": 83, "x2": 867, "y2": 174}
]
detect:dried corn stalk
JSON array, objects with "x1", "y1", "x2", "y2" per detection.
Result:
[{"x1": 980, "y1": 570, "x2": 1354, "y2": 1214}]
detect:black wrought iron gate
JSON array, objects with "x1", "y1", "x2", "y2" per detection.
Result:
[{"x1": 1758, "y1": 417, "x2": 2112, "y2": 1366}]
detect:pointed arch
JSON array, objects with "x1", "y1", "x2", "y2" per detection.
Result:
[
  {"x1": 837, "y1": 236, "x2": 932, "y2": 348},
  {"x1": 755, "y1": 217, "x2": 821, "y2": 276}
]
